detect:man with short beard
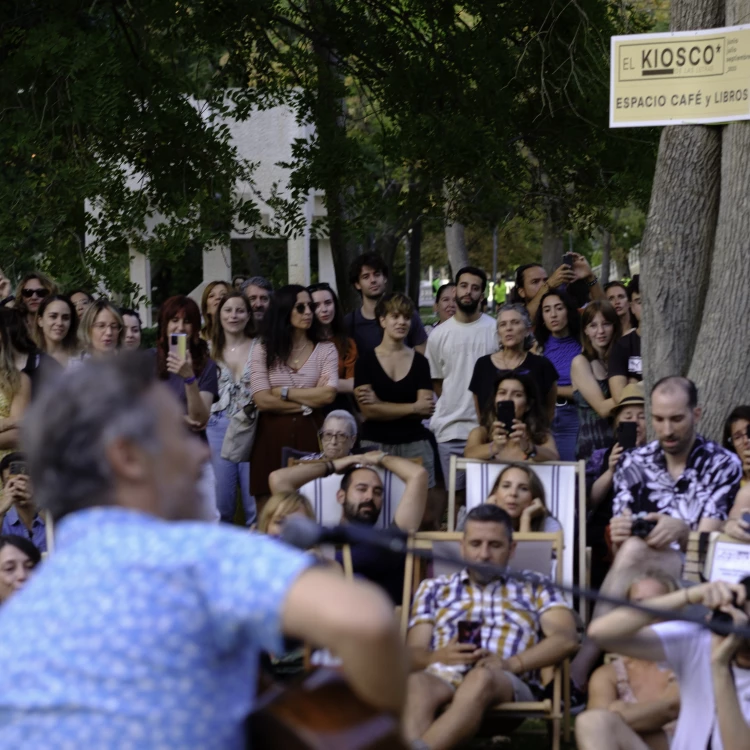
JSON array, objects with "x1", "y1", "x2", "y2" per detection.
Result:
[
  {"x1": 569, "y1": 375, "x2": 742, "y2": 691},
  {"x1": 269, "y1": 450, "x2": 428, "y2": 603},
  {"x1": 425, "y1": 267, "x2": 497, "y2": 499}
]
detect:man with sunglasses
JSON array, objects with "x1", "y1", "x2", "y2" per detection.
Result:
[{"x1": 344, "y1": 252, "x2": 427, "y2": 356}]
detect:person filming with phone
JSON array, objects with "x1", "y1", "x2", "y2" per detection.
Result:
[
  {"x1": 570, "y1": 376, "x2": 743, "y2": 692},
  {"x1": 464, "y1": 373, "x2": 559, "y2": 463},
  {"x1": 0, "y1": 452, "x2": 46, "y2": 553},
  {"x1": 403, "y1": 504, "x2": 578, "y2": 750}
]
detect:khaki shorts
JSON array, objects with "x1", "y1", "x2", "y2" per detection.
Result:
[{"x1": 426, "y1": 663, "x2": 536, "y2": 702}]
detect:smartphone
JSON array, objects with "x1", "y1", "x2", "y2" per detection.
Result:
[
  {"x1": 617, "y1": 422, "x2": 637, "y2": 451},
  {"x1": 8, "y1": 461, "x2": 26, "y2": 477},
  {"x1": 496, "y1": 400, "x2": 515, "y2": 433},
  {"x1": 562, "y1": 252, "x2": 575, "y2": 268},
  {"x1": 457, "y1": 620, "x2": 482, "y2": 648},
  {"x1": 169, "y1": 333, "x2": 187, "y2": 359}
]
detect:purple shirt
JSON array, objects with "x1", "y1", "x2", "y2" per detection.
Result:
[
  {"x1": 150, "y1": 348, "x2": 219, "y2": 412},
  {"x1": 1, "y1": 507, "x2": 46, "y2": 553},
  {"x1": 542, "y1": 336, "x2": 581, "y2": 387}
]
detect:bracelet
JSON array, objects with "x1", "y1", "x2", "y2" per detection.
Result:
[
  {"x1": 586, "y1": 275, "x2": 598, "y2": 287},
  {"x1": 324, "y1": 461, "x2": 335, "y2": 477},
  {"x1": 183, "y1": 375, "x2": 197, "y2": 385}
]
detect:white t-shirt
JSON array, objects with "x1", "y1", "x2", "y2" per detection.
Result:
[
  {"x1": 654, "y1": 621, "x2": 750, "y2": 750},
  {"x1": 425, "y1": 314, "x2": 497, "y2": 443}
]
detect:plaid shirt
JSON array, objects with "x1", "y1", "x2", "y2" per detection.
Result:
[{"x1": 409, "y1": 568, "x2": 568, "y2": 683}]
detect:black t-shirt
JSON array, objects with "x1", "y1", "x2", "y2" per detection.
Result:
[
  {"x1": 354, "y1": 349, "x2": 432, "y2": 444},
  {"x1": 344, "y1": 308, "x2": 427, "y2": 356},
  {"x1": 23, "y1": 350, "x2": 62, "y2": 400},
  {"x1": 469, "y1": 352, "x2": 559, "y2": 414},
  {"x1": 608, "y1": 330, "x2": 642, "y2": 381},
  {"x1": 337, "y1": 540, "x2": 405, "y2": 605}
]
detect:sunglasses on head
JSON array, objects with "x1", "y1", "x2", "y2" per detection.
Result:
[
  {"x1": 22, "y1": 288, "x2": 49, "y2": 299},
  {"x1": 307, "y1": 283, "x2": 332, "y2": 293},
  {"x1": 294, "y1": 301, "x2": 318, "y2": 314}
]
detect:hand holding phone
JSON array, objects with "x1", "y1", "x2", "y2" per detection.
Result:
[
  {"x1": 457, "y1": 620, "x2": 482, "y2": 648},
  {"x1": 8, "y1": 461, "x2": 26, "y2": 477},
  {"x1": 169, "y1": 333, "x2": 187, "y2": 359},
  {"x1": 562, "y1": 252, "x2": 575, "y2": 268}
]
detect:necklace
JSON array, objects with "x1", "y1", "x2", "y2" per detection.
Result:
[
  {"x1": 290, "y1": 340, "x2": 310, "y2": 367},
  {"x1": 498, "y1": 349, "x2": 526, "y2": 370}
]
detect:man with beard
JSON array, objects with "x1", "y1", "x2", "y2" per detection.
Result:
[
  {"x1": 425, "y1": 267, "x2": 497, "y2": 501},
  {"x1": 240, "y1": 276, "x2": 273, "y2": 323},
  {"x1": 570, "y1": 376, "x2": 743, "y2": 691},
  {"x1": 403, "y1": 505, "x2": 578, "y2": 750},
  {"x1": 344, "y1": 252, "x2": 428, "y2": 355},
  {"x1": 269, "y1": 450, "x2": 428, "y2": 603}
]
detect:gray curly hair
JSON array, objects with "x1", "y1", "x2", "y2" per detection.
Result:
[{"x1": 496, "y1": 302, "x2": 534, "y2": 350}]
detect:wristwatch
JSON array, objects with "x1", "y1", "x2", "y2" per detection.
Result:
[
  {"x1": 525, "y1": 446, "x2": 537, "y2": 461},
  {"x1": 301, "y1": 405, "x2": 313, "y2": 416},
  {"x1": 280, "y1": 386, "x2": 290, "y2": 401}
]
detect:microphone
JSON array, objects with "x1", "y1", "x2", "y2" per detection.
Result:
[
  {"x1": 280, "y1": 518, "x2": 750, "y2": 640},
  {"x1": 280, "y1": 516, "x2": 410, "y2": 555}
]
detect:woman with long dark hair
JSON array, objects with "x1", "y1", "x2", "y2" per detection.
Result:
[
  {"x1": 308, "y1": 282, "x2": 357, "y2": 396},
  {"x1": 249, "y1": 285, "x2": 338, "y2": 500},
  {"x1": 35, "y1": 295, "x2": 80, "y2": 368},
  {"x1": 207, "y1": 292, "x2": 257, "y2": 525},
  {"x1": 0, "y1": 535, "x2": 40, "y2": 604},
  {"x1": 571, "y1": 300, "x2": 622, "y2": 460},
  {"x1": 535, "y1": 290, "x2": 582, "y2": 462},
  {"x1": 723, "y1": 405, "x2": 750, "y2": 485},
  {"x1": 464, "y1": 373, "x2": 558, "y2": 463},
  {"x1": 0, "y1": 314, "x2": 31, "y2": 459},
  {"x1": 156, "y1": 296, "x2": 217, "y2": 430},
  {"x1": 14, "y1": 272, "x2": 58, "y2": 335}
]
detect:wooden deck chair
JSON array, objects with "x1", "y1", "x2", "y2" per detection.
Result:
[
  {"x1": 291, "y1": 457, "x2": 421, "y2": 529},
  {"x1": 402, "y1": 531, "x2": 570, "y2": 750},
  {"x1": 701, "y1": 532, "x2": 750, "y2": 583},
  {"x1": 448, "y1": 456, "x2": 587, "y2": 619}
]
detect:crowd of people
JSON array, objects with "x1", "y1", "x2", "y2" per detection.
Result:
[{"x1": 0, "y1": 254, "x2": 748, "y2": 750}]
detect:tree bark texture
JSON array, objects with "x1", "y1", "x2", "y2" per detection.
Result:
[
  {"x1": 640, "y1": 0, "x2": 750, "y2": 440},
  {"x1": 542, "y1": 204, "x2": 564, "y2": 272},
  {"x1": 444, "y1": 220, "x2": 468, "y2": 277}
]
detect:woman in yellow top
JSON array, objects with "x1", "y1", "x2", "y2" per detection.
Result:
[{"x1": 0, "y1": 313, "x2": 31, "y2": 460}]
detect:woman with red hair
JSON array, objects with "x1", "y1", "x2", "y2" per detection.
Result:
[{"x1": 156, "y1": 296, "x2": 218, "y2": 432}]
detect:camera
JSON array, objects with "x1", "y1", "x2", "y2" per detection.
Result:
[{"x1": 631, "y1": 513, "x2": 657, "y2": 539}]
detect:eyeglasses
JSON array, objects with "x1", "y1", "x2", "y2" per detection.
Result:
[
  {"x1": 730, "y1": 430, "x2": 750, "y2": 444},
  {"x1": 22, "y1": 288, "x2": 49, "y2": 299},
  {"x1": 319, "y1": 430, "x2": 352, "y2": 442},
  {"x1": 93, "y1": 322, "x2": 122, "y2": 333},
  {"x1": 294, "y1": 302, "x2": 319, "y2": 314},
  {"x1": 307, "y1": 283, "x2": 332, "y2": 293}
]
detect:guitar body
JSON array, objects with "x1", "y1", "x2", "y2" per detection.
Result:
[{"x1": 248, "y1": 668, "x2": 407, "y2": 749}]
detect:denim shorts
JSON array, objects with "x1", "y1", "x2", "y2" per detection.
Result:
[{"x1": 359, "y1": 438, "x2": 436, "y2": 488}]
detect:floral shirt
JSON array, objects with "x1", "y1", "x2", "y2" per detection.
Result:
[
  {"x1": 211, "y1": 340, "x2": 256, "y2": 419},
  {"x1": 612, "y1": 435, "x2": 742, "y2": 528}
]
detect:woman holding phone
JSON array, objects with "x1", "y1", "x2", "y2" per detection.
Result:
[
  {"x1": 571, "y1": 300, "x2": 622, "y2": 460},
  {"x1": 156, "y1": 296, "x2": 217, "y2": 431},
  {"x1": 464, "y1": 373, "x2": 558, "y2": 463}
]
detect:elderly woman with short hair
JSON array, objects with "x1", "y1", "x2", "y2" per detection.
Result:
[{"x1": 301, "y1": 409, "x2": 358, "y2": 461}]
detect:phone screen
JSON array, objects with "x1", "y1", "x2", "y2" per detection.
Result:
[
  {"x1": 495, "y1": 400, "x2": 515, "y2": 433},
  {"x1": 169, "y1": 333, "x2": 187, "y2": 359},
  {"x1": 457, "y1": 621, "x2": 482, "y2": 647},
  {"x1": 8, "y1": 461, "x2": 26, "y2": 477},
  {"x1": 617, "y1": 421, "x2": 637, "y2": 450},
  {"x1": 562, "y1": 253, "x2": 574, "y2": 268}
]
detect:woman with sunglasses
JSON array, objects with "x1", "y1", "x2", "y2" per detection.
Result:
[
  {"x1": 249, "y1": 285, "x2": 338, "y2": 503},
  {"x1": 308, "y1": 282, "x2": 358, "y2": 405},
  {"x1": 200, "y1": 280, "x2": 230, "y2": 341},
  {"x1": 34, "y1": 294, "x2": 80, "y2": 368},
  {"x1": 207, "y1": 292, "x2": 257, "y2": 525},
  {"x1": 14, "y1": 272, "x2": 58, "y2": 336}
]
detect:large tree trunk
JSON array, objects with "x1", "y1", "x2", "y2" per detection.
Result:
[
  {"x1": 407, "y1": 220, "x2": 422, "y2": 304},
  {"x1": 641, "y1": 0, "x2": 750, "y2": 440},
  {"x1": 541, "y1": 203, "x2": 564, "y2": 271},
  {"x1": 444, "y1": 220, "x2": 468, "y2": 277}
]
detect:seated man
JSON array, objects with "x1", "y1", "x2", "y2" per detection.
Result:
[
  {"x1": 571, "y1": 376, "x2": 742, "y2": 689},
  {"x1": 0, "y1": 452, "x2": 46, "y2": 553},
  {"x1": 403, "y1": 505, "x2": 579, "y2": 750},
  {"x1": 269, "y1": 450, "x2": 427, "y2": 603},
  {"x1": 301, "y1": 409, "x2": 358, "y2": 461},
  {"x1": 588, "y1": 578, "x2": 750, "y2": 750},
  {"x1": 576, "y1": 571, "x2": 681, "y2": 750}
]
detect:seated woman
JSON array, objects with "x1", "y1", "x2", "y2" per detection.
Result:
[
  {"x1": 257, "y1": 491, "x2": 315, "y2": 538},
  {"x1": 458, "y1": 462, "x2": 562, "y2": 533},
  {"x1": 464, "y1": 373, "x2": 559, "y2": 463},
  {"x1": 576, "y1": 571, "x2": 680, "y2": 750},
  {"x1": 723, "y1": 405, "x2": 750, "y2": 486},
  {"x1": 0, "y1": 535, "x2": 41, "y2": 604},
  {"x1": 301, "y1": 410, "x2": 358, "y2": 461}
]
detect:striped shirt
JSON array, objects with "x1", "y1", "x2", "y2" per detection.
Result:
[
  {"x1": 249, "y1": 341, "x2": 339, "y2": 396},
  {"x1": 409, "y1": 568, "x2": 568, "y2": 684}
]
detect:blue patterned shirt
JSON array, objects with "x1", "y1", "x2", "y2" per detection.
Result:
[
  {"x1": 0, "y1": 508, "x2": 312, "y2": 749},
  {"x1": 0, "y1": 506, "x2": 46, "y2": 553}
]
